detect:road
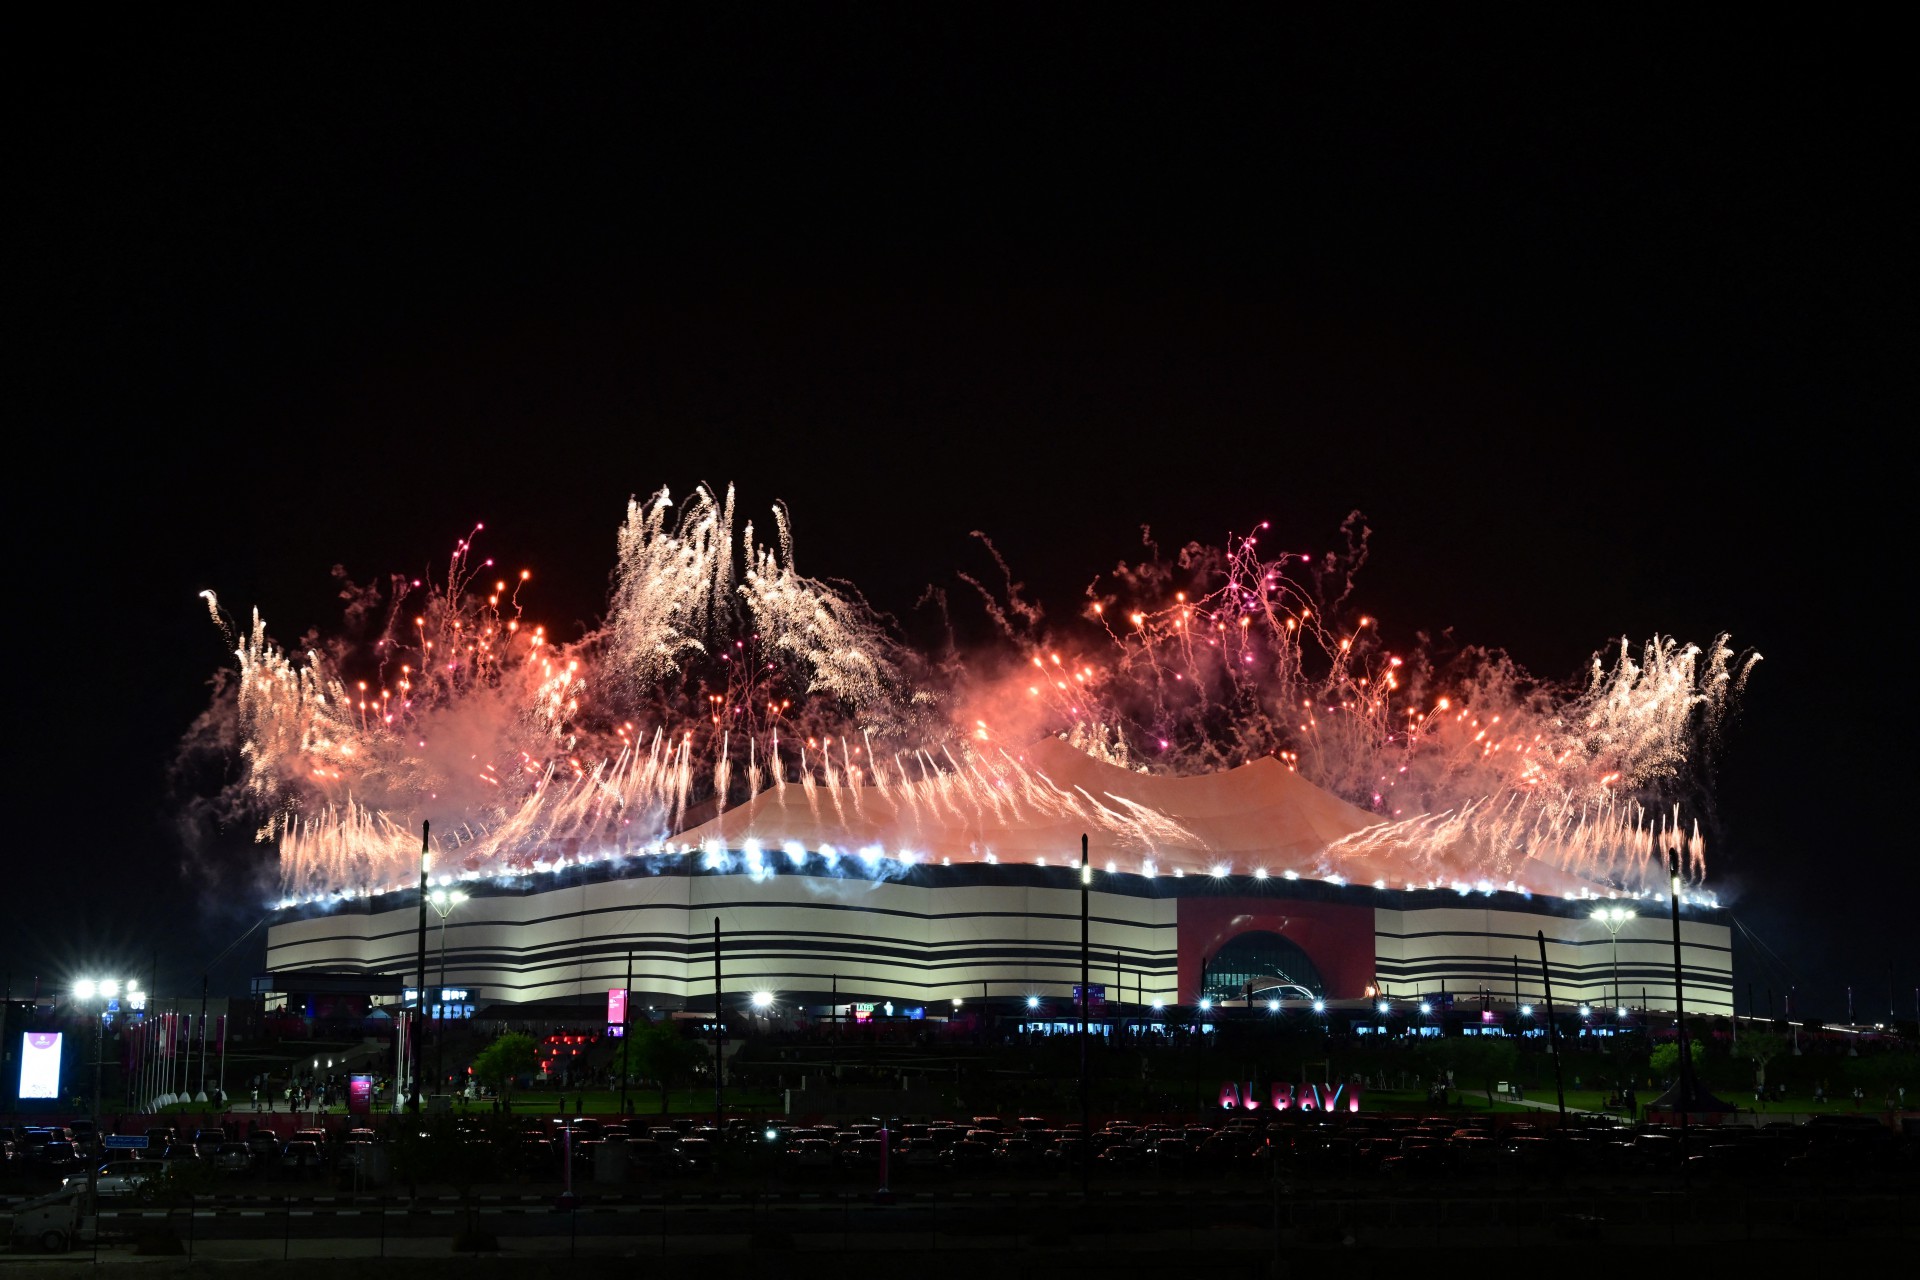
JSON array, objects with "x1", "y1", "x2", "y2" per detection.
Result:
[{"x1": 5, "y1": 1184, "x2": 1916, "y2": 1265}]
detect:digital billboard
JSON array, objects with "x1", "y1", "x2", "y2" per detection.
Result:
[
  {"x1": 19, "y1": 1032, "x2": 63, "y2": 1100},
  {"x1": 607, "y1": 987, "x2": 628, "y2": 1035},
  {"x1": 348, "y1": 1073, "x2": 373, "y2": 1114}
]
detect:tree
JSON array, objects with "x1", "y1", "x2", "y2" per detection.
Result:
[
  {"x1": 1432, "y1": 1035, "x2": 1519, "y2": 1106},
  {"x1": 470, "y1": 1032, "x2": 538, "y2": 1110},
  {"x1": 1732, "y1": 1029, "x2": 1787, "y2": 1090},
  {"x1": 608, "y1": 1021, "x2": 708, "y2": 1113},
  {"x1": 1648, "y1": 1039, "x2": 1703, "y2": 1083}
]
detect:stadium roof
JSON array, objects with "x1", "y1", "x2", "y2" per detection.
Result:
[{"x1": 680, "y1": 736, "x2": 1597, "y2": 894}]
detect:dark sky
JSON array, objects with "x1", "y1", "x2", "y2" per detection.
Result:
[{"x1": 13, "y1": 13, "x2": 1910, "y2": 1019}]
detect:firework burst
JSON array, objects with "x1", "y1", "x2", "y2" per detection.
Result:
[{"x1": 194, "y1": 487, "x2": 1756, "y2": 901}]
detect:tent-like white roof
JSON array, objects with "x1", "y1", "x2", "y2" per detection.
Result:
[{"x1": 679, "y1": 736, "x2": 1595, "y2": 894}]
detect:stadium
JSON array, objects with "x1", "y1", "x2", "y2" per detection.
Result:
[{"x1": 263, "y1": 738, "x2": 1732, "y2": 1023}]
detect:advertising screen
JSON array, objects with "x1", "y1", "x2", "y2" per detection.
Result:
[
  {"x1": 607, "y1": 987, "x2": 628, "y2": 1030},
  {"x1": 348, "y1": 1074, "x2": 373, "y2": 1114},
  {"x1": 19, "y1": 1032, "x2": 63, "y2": 1100}
]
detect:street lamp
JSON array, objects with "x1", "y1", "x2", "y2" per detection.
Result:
[
  {"x1": 426, "y1": 886, "x2": 467, "y2": 1099},
  {"x1": 72, "y1": 977, "x2": 127, "y2": 1199},
  {"x1": 1590, "y1": 905, "x2": 1636, "y2": 1010}
]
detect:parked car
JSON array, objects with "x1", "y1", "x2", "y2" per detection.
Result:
[
  {"x1": 942, "y1": 1139, "x2": 995, "y2": 1172},
  {"x1": 280, "y1": 1141, "x2": 324, "y2": 1172},
  {"x1": 38, "y1": 1141, "x2": 80, "y2": 1170},
  {"x1": 62, "y1": 1161, "x2": 162, "y2": 1196},
  {"x1": 625, "y1": 1140, "x2": 691, "y2": 1177},
  {"x1": 676, "y1": 1138, "x2": 716, "y2": 1173},
  {"x1": 991, "y1": 1138, "x2": 1041, "y2": 1170},
  {"x1": 785, "y1": 1139, "x2": 835, "y2": 1170},
  {"x1": 214, "y1": 1143, "x2": 254, "y2": 1174}
]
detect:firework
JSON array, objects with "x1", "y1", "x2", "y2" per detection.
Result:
[{"x1": 195, "y1": 486, "x2": 1756, "y2": 902}]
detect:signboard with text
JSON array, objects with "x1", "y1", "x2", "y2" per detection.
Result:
[
  {"x1": 348, "y1": 1074, "x2": 373, "y2": 1115},
  {"x1": 607, "y1": 987, "x2": 628, "y2": 1031},
  {"x1": 18, "y1": 1032, "x2": 63, "y2": 1100}
]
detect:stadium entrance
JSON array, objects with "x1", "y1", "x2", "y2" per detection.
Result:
[{"x1": 1202, "y1": 930, "x2": 1326, "y2": 1002}]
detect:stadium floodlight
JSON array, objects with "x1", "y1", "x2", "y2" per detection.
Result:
[
  {"x1": 1377, "y1": 999, "x2": 1390, "y2": 1016},
  {"x1": 99, "y1": 979, "x2": 119, "y2": 998},
  {"x1": 751, "y1": 990, "x2": 774, "y2": 1009},
  {"x1": 1578, "y1": 1004, "x2": 1591, "y2": 1018},
  {"x1": 1519, "y1": 1004, "x2": 1534, "y2": 1017},
  {"x1": 1418, "y1": 1001, "x2": 1432, "y2": 1016},
  {"x1": 1312, "y1": 999, "x2": 1326, "y2": 1014},
  {"x1": 1591, "y1": 905, "x2": 1637, "y2": 1007},
  {"x1": 1027, "y1": 996, "x2": 1040, "y2": 1009},
  {"x1": 1267, "y1": 999, "x2": 1280, "y2": 1013},
  {"x1": 1198, "y1": 998, "x2": 1212, "y2": 1013},
  {"x1": 73, "y1": 979, "x2": 96, "y2": 1000},
  {"x1": 1151, "y1": 998, "x2": 1166, "y2": 1011}
]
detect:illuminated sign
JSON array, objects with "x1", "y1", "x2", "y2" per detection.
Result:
[
  {"x1": 607, "y1": 987, "x2": 628, "y2": 1029},
  {"x1": 404, "y1": 987, "x2": 475, "y2": 1005},
  {"x1": 19, "y1": 1032, "x2": 63, "y2": 1100},
  {"x1": 1217, "y1": 1080, "x2": 1364, "y2": 1113},
  {"x1": 348, "y1": 1074, "x2": 372, "y2": 1115}
]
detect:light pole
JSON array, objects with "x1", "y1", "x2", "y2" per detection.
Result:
[
  {"x1": 72, "y1": 977, "x2": 130, "y2": 1199},
  {"x1": 427, "y1": 886, "x2": 467, "y2": 1099},
  {"x1": 1591, "y1": 906, "x2": 1636, "y2": 1010},
  {"x1": 1666, "y1": 850, "x2": 1693, "y2": 1159},
  {"x1": 411, "y1": 820, "x2": 429, "y2": 1114}
]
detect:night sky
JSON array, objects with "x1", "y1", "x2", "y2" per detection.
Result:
[{"x1": 14, "y1": 14, "x2": 1908, "y2": 1020}]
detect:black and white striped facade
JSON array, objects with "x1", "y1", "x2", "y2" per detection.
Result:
[{"x1": 263, "y1": 857, "x2": 1732, "y2": 1015}]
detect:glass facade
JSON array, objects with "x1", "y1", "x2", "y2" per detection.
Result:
[{"x1": 1202, "y1": 931, "x2": 1326, "y2": 1000}]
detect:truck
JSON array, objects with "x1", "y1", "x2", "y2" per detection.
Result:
[{"x1": 6, "y1": 1186, "x2": 99, "y2": 1253}]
